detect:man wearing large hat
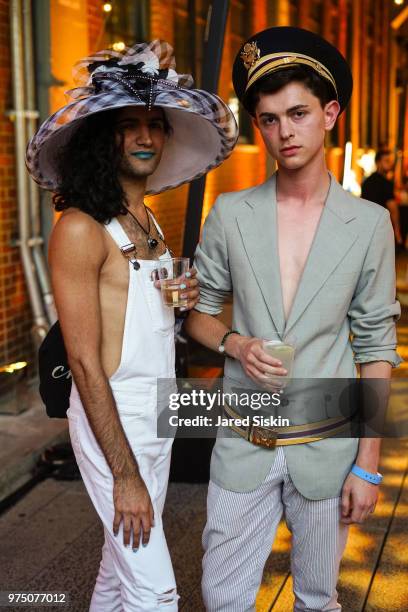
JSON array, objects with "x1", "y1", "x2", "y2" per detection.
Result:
[
  {"x1": 186, "y1": 27, "x2": 400, "y2": 610},
  {"x1": 26, "y1": 40, "x2": 238, "y2": 610}
]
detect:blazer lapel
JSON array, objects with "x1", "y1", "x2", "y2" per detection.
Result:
[
  {"x1": 236, "y1": 174, "x2": 286, "y2": 335},
  {"x1": 284, "y1": 175, "x2": 358, "y2": 334}
]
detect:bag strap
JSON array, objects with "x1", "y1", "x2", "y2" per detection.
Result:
[{"x1": 146, "y1": 207, "x2": 164, "y2": 239}]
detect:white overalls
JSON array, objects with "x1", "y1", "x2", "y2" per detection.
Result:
[{"x1": 67, "y1": 216, "x2": 179, "y2": 611}]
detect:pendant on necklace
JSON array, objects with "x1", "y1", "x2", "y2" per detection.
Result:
[
  {"x1": 132, "y1": 260, "x2": 141, "y2": 270},
  {"x1": 148, "y1": 237, "x2": 158, "y2": 249}
]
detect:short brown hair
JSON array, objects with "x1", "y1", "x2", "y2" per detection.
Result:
[{"x1": 243, "y1": 65, "x2": 336, "y2": 116}]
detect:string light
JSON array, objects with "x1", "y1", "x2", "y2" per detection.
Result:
[
  {"x1": 103, "y1": 2, "x2": 112, "y2": 12},
  {"x1": 112, "y1": 41, "x2": 126, "y2": 52}
]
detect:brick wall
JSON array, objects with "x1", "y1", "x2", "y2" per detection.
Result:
[
  {"x1": 150, "y1": 0, "x2": 174, "y2": 43},
  {"x1": 87, "y1": 0, "x2": 106, "y2": 51},
  {"x1": 0, "y1": 0, "x2": 34, "y2": 388},
  {"x1": 0, "y1": 0, "x2": 105, "y2": 397}
]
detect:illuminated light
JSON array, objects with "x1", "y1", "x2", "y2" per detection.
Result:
[
  {"x1": 394, "y1": 0, "x2": 404, "y2": 6},
  {"x1": 342, "y1": 141, "x2": 360, "y2": 195},
  {"x1": 103, "y1": 2, "x2": 112, "y2": 12},
  {"x1": 228, "y1": 96, "x2": 240, "y2": 129},
  {"x1": 0, "y1": 361, "x2": 28, "y2": 374},
  {"x1": 112, "y1": 41, "x2": 126, "y2": 52},
  {"x1": 357, "y1": 148, "x2": 376, "y2": 176},
  {"x1": 342, "y1": 142, "x2": 362, "y2": 196},
  {"x1": 342, "y1": 141, "x2": 352, "y2": 189}
]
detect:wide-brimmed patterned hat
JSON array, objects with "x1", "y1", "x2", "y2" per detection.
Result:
[
  {"x1": 233, "y1": 27, "x2": 352, "y2": 115},
  {"x1": 26, "y1": 40, "x2": 238, "y2": 194}
]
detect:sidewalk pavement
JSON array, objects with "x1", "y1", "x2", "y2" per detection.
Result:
[
  {"x1": 0, "y1": 380, "x2": 68, "y2": 504},
  {"x1": 0, "y1": 438, "x2": 407, "y2": 611}
]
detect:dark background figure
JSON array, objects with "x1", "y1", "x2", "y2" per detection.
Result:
[
  {"x1": 361, "y1": 150, "x2": 402, "y2": 248},
  {"x1": 397, "y1": 173, "x2": 408, "y2": 250}
]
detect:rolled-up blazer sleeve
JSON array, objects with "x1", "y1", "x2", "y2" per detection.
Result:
[
  {"x1": 348, "y1": 209, "x2": 402, "y2": 367},
  {"x1": 193, "y1": 196, "x2": 232, "y2": 315}
]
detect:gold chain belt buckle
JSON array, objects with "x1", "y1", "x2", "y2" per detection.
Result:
[{"x1": 248, "y1": 424, "x2": 278, "y2": 449}]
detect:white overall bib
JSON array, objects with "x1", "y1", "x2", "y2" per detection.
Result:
[{"x1": 67, "y1": 216, "x2": 178, "y2": 611}]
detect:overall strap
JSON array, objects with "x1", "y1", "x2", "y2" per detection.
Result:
[
  {"x1": 104, "y1": 218, "x2": 139, "y2": 270},
  {"x1": 104, "y1": 217, "x2": 132, "y2": 248}
]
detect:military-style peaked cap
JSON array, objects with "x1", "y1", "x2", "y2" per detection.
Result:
[{"x1": 233, "y1": 27, "x2": 352, "y2": 114}]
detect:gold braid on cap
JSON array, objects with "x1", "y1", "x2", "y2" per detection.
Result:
[{"x1": 241, "y1": 46, "x2": 338, "y2": 98}]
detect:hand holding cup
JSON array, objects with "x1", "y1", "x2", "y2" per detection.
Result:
[{"x1": 155, "y1": 258, "x2": 199, "y2": 311}]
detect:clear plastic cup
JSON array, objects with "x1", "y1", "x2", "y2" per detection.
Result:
[
  {"x1": 158, "y1": 257, "x2": 190, "y2": 308},
  {"x1": 262, "y1": 332, "x2": 296, "y2": 385}
]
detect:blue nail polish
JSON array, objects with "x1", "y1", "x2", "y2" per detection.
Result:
[
  {"x1": 142, "y1": 543, "x2": 148, "y2": 548},
  {"x1": 132, "y1": 548, "x2": 138, "y2": 553},
  {"x1": 180, "y1": 283, "x2": 187, "y2": 290},
  {"x1": 185, "y1": 272, "x2": 191, "y2": 278},
  {"x1": 179, "y1": 307, "x2": 186, "y2": 311}
]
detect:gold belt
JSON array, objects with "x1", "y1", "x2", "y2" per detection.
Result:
[{"x1": 223, "y1": 402, "x2": 351, "y2": 449}]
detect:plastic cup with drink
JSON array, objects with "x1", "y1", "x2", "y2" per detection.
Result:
[
  {"x1": 262, "y1": 332, "x2": 296, "y2": 388},
  {"x1": 157, "y1": 257, "x2": 190, "y2": 308}
]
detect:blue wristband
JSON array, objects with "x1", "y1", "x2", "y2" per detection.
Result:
[{"x1": 351, "y1": 464, "x2": 383, "y2": 485}]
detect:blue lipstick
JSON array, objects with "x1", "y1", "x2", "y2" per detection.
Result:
[{"x1": 132, "y1": 152, "x2": 155, "y2": 160}]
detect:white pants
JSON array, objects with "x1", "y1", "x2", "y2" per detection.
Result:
[
  {"x1": 68, "y1": 389, "x2": 178, "y2": 612},
  {"x1": 202, "y1": 447, "x2": 349, "y2": 611}
]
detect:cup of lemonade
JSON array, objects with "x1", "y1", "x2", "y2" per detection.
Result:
[{"x1": 262, "y1": 333, "x2": 296, "y2": 386}]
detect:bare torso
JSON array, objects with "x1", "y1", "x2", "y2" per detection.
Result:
[
  {"x1": 60, "y1": 208, "x2": 167, "y2": 378},
  {"x1": 277, "y1": 199, "x2": 324, "y2": 321}
]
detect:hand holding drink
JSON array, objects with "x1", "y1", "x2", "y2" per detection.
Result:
[
  {"x1": 262, "y1": 333, "x2": 296, "y2": 387},
  {"x1": 228, "y1": 333, "x2": 294, "y2": 389},
  {"x1": 157, "y1": 258, "x2": 199, "y2": 310}
]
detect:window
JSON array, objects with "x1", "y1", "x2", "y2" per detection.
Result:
[{"x1": 104, "y1": 0, "x2": 150, "y2": 46}]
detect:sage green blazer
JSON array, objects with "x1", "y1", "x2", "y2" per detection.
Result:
[{"x1": 194, "y1": 172, "x2": 401, "y2": 500}]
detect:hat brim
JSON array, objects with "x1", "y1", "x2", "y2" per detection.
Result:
[{"x1": 26, "y1": 90, "x2": 238, "y2": 194}]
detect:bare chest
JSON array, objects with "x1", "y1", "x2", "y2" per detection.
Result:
[
  {"x1": 277, "y1": 204, "x2": 323, "y2": 319},
  {"x1": 119, "y1": 215, "x2": 168, "y2": 260},
  {"x1": 98, "y1": 219, "x2": 168, "y2": 377}
]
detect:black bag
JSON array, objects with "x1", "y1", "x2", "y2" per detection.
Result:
[{"x1": 38, "y1": 321, "x2": 71, "y2": 418}]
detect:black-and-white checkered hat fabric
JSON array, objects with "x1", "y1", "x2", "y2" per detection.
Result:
[{"x1": 26, "y1": 40, "x2": 238, "y2": 195}]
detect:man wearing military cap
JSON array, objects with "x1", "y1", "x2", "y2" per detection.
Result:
[{"x1": 186, "y1": 27, "x2": 400, "y2": 610}]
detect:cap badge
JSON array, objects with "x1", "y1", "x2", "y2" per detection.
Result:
[{"x1": 240, "y1": 41, "x2": 260, "y2": 70}]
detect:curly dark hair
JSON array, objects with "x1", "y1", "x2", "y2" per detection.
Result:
[
  {"x1": 52, "y1": 109, "x2": 126, "y2": 223},
  {"x1": 243, "y1": 65, "x2": 336, "y2": 117},
  {"x1": 52, "y1": 107, "x2": 172, "y2": 223}
]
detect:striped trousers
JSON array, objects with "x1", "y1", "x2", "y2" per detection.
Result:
[{"x1": 202, "y1": 447, "x2": 349, "y2": 611}]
